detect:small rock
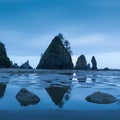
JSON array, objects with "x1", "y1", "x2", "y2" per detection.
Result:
[
  {"x1": 16, "y1": 88, "x2": 40, "y2": 106},
  {"x1": 86, "y1": 91, "x2": 117, "y2": 104}
]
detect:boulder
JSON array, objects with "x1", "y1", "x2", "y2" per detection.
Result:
[
  {"x1": 86, "y1": 91, "x2": 117, "y2": 104},
  {"x1": 16, "y1": 88, "x2": 40, "y2": 106},
  {"x1": 36, "y1": 35, "x2": 73, "y2": 69},
  {"x1": 75, "y1": 55, "x2": 87, "y2": 70},
  {"x1": 20, "y1": 60, "x2": 33, "y2": 69},
  {"x1": 91, "y1": 56, "x2": 97, "y2": 70},
  {"x1": 0, "y1": 42, "x2": 12, "y2": 68}
]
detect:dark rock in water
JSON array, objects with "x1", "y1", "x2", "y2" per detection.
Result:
[
  {"x1": 20, "y1": 60, "x2": 33, "y2": 69},
  {"x1": 86, "y1": 91, "x2": 117, "y2": 104},
  {"x1": 0, "y1": 42, "x2": 12, "y2": 68},
  {"x1": 36, "y1": 35, "x2": 73, "y2": 69},
  {"x1": 16, "y1": 88, "x2": 40, "y2": 106},
  {"x1": 103, "y1": 67, "x2": 110, "y2": 71},
  {"x1": 13, "y1": 63, "x2": 19, "y2": 68},
  {"x1": 75, "y1": 55, "x2": 87, "y2": 70},
  {"x1": 91, "y1": 56, "x2": 97, "y2": 70}
]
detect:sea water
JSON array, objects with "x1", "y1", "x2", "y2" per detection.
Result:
[{"x1": 0, "y1": 69, "x2": 120, "y2": 110}]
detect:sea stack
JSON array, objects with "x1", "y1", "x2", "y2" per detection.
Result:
[
  {"x1": 0, "y1": 42, "x2": 12, "y2": 68},
  {"x1": 75, "y1": 55, "x2": 87, "y2": 70},
  {"x1": 36, "y1": 35, "x2": 73, "y2": 69},
  {"x1": 91, "y1": 56, "x2": 97, "y2": 70},
  {"x1": 20, "y1": 60, "x2": 33, "y2": 69}
]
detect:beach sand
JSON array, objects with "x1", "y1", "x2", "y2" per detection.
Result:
[{"x1": 0, "y1": 110, "x2": 120, "y2": 120}]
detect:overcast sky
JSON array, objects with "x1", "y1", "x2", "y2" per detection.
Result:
[{"x1": 0, "y1": 0, "x2": 120, "y2": 68}]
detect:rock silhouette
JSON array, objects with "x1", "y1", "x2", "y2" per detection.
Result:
[
  {"x1": 75, "y1": 55, "x2": 87, "y2": 70},
  {"x1": 91, "y1": 56, "x2": 97, "y2": 70},
  {"x1": 0, "y1": 83, "x2": 7, "y2": 98},
  {"x1": 45, "y1": 85, "x2": 71, "y2": 107},
  {"x1": 16, "y1": 88, "x2": 40, "y2": 106},
  {"x1": 36, "y1": 35, "x2": 73, "y2": 69},
  {"x1": 20, "y1": 60, "x2": 33, "y2": 69},
  {"x1": 0, "y1": 42, "x2": 12, "y2": 68}
]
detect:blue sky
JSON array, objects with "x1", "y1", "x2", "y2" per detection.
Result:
[{"x1": 0, "y1": 0, "x2": 120, "y2": 68}]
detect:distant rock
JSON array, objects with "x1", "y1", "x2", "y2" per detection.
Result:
[
  {"x1": 103, "y1": 67, "x2": 110, "y2": 71},
  {"x1": 20, "y1": 60, "x2": 33, "y2": 69},
  {"x1": 75, "y1": 55, "x2": 87, "y2": 70},
  {"x1": 13, "y1": 63, "x2": 19, "y2": 68},
  {"x1": 16, "y1": 88, "x2": 40, "y2": 106},
  {"x1": 0, "y1": 42, "x2": 12, "y2": 68},
  {"x1": 91, "y1": 56, "x2": 97, "y2": 70},
  {"x1": 36, "y1": 35, "x2": 73, "y2": 69},
  {"x1": 86, "y1": 91, "x2": 117, "y2": 104}
]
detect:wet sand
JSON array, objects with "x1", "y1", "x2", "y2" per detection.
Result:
[{"x1": 0, "y1": 110, "x2": 120, "y2": 120}]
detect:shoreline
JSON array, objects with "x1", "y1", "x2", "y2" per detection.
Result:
[{"x1": 0, "y1": 109, "x2": 120, "y2": 120}]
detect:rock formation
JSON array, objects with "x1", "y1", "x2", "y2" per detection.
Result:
[
  {"x1": 86, "y1": 91, "x2": 117, "y2": 104},
  {"x1": 16, "y1": 88, "x2": 40, "y2": 106},
  {"x1": 13, "y1": 63, "x2": 19, "y2": 68},
  {"x1": 0, "y1": 42, "x2": 12, "y2": 68},
  {"x1": 91, "y1": 56, "x2": 97, "y2": 70},
  {"x1": 75, "y1": 55, "x2": 87, "y2": 70},
  {"x1": 20, "y1": 60, "x2": 33, "y2": 69},
  {"x1": 36, "y1": 35, "x2": 73, "y2": 69}
]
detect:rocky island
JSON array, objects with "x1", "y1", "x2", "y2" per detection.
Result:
[{"x1": 36, "y1": 34, "x2": 73, "y2": 69}]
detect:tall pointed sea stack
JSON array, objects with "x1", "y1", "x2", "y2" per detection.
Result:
[
  {"x1": 0, "y1": 42, "x2": 12, "y2": 68},
  {"x1": 91, "y1": 56, "x2": 97, "y2": 70},
  {"x1": 36, "y1": 35, "x2": 73, "y2": 69}
]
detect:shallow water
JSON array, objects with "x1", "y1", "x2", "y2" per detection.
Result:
[{"x1": 0, "y1": 69, "x2": 120, "y2": 110}]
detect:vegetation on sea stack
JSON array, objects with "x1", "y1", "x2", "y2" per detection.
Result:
[{"x1": 0, "y1": 42, "x2": 12, "y2": 68}]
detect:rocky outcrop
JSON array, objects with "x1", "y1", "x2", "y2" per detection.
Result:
[
  {"x1": 20, "y1": 60, "x2": 33, "y2": 69},
  {"x1": 0, "y1": 42, "x2": 12, "y2": 68},
  {"x1": 16, "y1": 88, "x2": 40, "y2": 106},
  {"x1": 86, "y1": 91, "x2": 117, "y2": 104},
  {"x1": 75, "y1": 55, "x2": 87, "y2": 70},
  {"x1": 36, "y1": 35, "x2": 73, "y2": 69},
  {"x1": 91, "y1": 56, "x2": 97, "y2": 70},
  {"x1": 13, "y1": 63, "x2": 19, "y2": 68}
]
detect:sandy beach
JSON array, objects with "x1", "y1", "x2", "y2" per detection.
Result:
[{"x1": 0, "y1": 110, "x2": 120, "y2": 120}]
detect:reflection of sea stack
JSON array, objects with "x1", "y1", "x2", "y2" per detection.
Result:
[
  {"x1": 0, "y1": 42, "x2": 12, "y2": 68},
  {"x1": 46, "y1": 86, "x2": 71, "y2": 107},
  {"x1": 36, "y1": 35, "x2": 73, "y2": 69},
  {"x1": 0, "y1": 83, "x2": 7, "y2": 98}
]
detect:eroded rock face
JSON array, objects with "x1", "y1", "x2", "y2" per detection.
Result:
[
  {"x1": 16, "y1": 88, "x2": 40, "y2": 106},
  {"x1": 36, "y1": 35, "x2": 73, "y2": 69},
  {"x1": 75, "y1": 55, "x2": 87, "y2": 70},
  {"x1": 86, "y1": 91, "x2": 117, "y2": 104}
]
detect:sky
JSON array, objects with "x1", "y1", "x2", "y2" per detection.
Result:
[{"x1": 0, "y1": 0, "x2": 120, "y2": 68}]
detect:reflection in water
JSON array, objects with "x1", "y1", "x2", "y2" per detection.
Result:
[
  {"x1": 0, "y1": 83, "x2": 7, "y2": 98},
  {"x1": 46, "y1": 85, "x2": 71, "y2": 108}
]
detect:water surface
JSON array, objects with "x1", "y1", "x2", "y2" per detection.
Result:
[{"x1": 0, "y1": 69, "x2": 120, "y2": 110}]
